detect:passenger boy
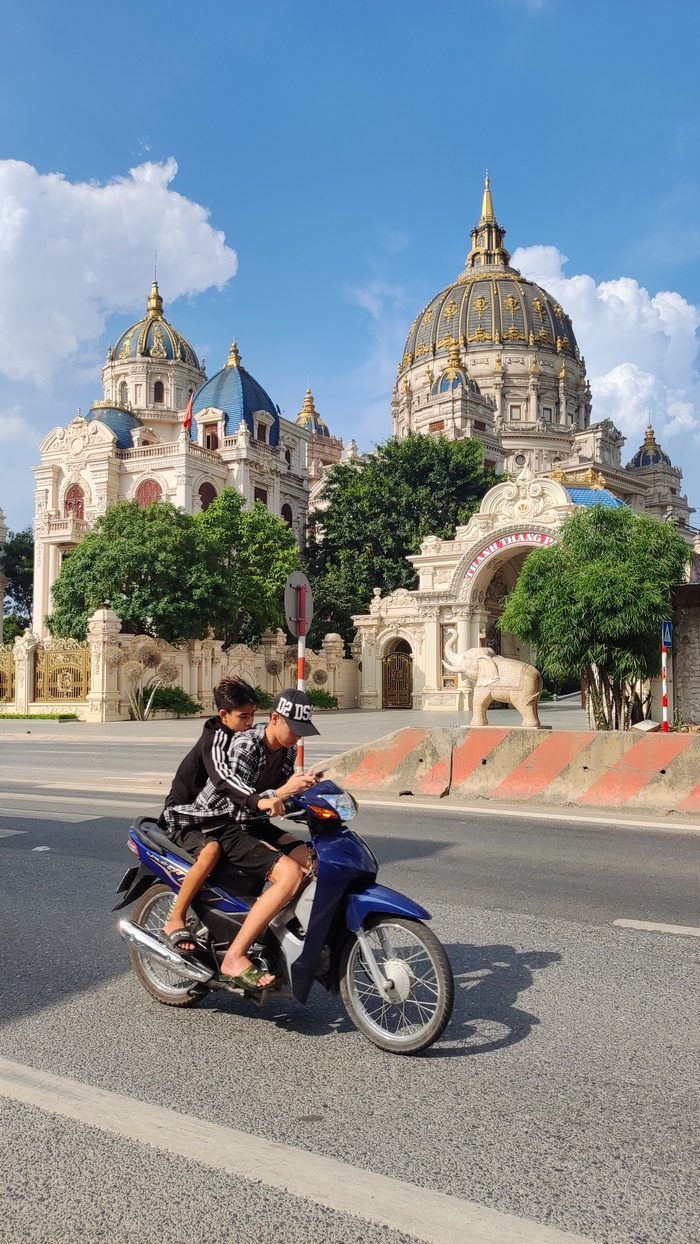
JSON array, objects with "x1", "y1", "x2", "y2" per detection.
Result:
[{"x1": 162, "y1": 687, "x2": 320, "y2": 990}]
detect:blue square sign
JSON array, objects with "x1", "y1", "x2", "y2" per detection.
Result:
[{"x1": 662, "y1": 620, "x2": 673, "y2": 648}]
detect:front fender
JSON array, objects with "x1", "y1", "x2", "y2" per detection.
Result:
[{"x1": 345, "y1": 883, "x2": 431, "y2": 933}]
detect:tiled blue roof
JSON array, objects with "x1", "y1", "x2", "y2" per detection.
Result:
[
  {"x1": 85, "y1": 406, "x2": 143, "y2": 449},
  {"x1": 565, "y1": 487, "x2": 625, "y2": 508},
  {"x1": 191, "y1": 363, "x2": 280, "y2": 444}
]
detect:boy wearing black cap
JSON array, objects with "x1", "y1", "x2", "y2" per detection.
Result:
[{"x1": 163, "y1": 687, "x2": 320, "y2": 991}]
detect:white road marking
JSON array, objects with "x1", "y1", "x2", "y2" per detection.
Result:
[
  {"x1": 0, "y1": 829, "x2": 25, "y2": 839},
  {"x1": 357, "y1": 797, "x2": 700, "y2": 834},
  {"x1": 31, "y1": 846, "x2": 51, "y2": 852},
  {"x1": 614, "y1": 919, "x2": 700, "y2": 938},
  {"x1": 0, "y1": 1056, "x2": 594, "y2": 1244},
  {"x1": 0, "y1": 808, "x2": 103, "y2": 823},
  {"x1": 0, "y1": 790, "x2": 156, "y2": 812}
]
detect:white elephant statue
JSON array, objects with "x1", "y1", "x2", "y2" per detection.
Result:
[{"x1": 443, "y1": 633, "x2": 543, "y2": 728}]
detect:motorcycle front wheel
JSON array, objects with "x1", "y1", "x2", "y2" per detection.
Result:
[{"x1": 340, "y1": 916, "x2": 454, "y2": 1054}]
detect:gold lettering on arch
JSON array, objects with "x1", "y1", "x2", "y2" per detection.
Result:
[{"x1": 464, "y1": 532, "x2": 558, "y2": 581}]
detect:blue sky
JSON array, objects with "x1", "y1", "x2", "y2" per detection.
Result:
[{"x1": 1, "y1": 0, "x2": 700, "y2": 528}]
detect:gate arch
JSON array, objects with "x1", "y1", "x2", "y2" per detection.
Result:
[{"x1": 382, "y1": 637, "x2": 413, "y2": 709}]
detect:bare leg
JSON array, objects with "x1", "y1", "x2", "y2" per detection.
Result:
[
  {"x1": 220, "y1": 853, "x2": 303, "y2": 984},
  {"x1": 163, "y1": 840, "x2": 221, "y2": 951}
]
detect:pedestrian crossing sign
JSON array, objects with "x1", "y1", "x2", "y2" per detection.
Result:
[{"x1": 662, "y1": 620, "x2": 673, "y2": 648}]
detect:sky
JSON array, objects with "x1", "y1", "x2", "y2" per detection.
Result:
[{"x1": 1, "y1": 0, "x2": 700, "y2": 529}]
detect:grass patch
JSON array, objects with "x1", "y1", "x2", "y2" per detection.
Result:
[{"x1": 0, "y1": 712, "x2": 79, "y2": 720}]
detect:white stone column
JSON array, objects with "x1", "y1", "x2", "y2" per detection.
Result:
[
  {"x1": 84, "y1": 608, "x2": 129, "y2": 722},
  {"x1": 422, "y1": 610, "x2": 440, "y2": 691},
  {"x1": 13, "y1": 630, "x2": 38, "y2": 715}
]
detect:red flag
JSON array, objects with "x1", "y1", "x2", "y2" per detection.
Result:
[{"x1": 183, "y1": 391, "x2": 193, "y2": 431}]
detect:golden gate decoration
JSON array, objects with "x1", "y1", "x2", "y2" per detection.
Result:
[
  {"x1": 0, "y1": 645, "x2": 14, "y2": 702},
  {"x1": 34, "y1": 639, "x2": 91, "y2": 702}
]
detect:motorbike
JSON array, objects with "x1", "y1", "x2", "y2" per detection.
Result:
[{"x1": 115, "y1": 779, "x2": 454, "y2": 1055}]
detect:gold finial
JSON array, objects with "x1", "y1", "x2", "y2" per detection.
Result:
[
  {"x1": 301, "y1": 387, "x2": 316, "y2": 415},
  {"x1": 480, "y1": 170, "x2": 495, "y2": 224},
  {"x1": 444, "y1": 337, "x2": 462, "y2": 380},
  {"x1": 643, "y1": 422, "x2": 656, "y2": 446},
  {"x1": 225, "y1": 340, "x2": 241, "y2": 368},
  {"x1": 147, "y1": 280, "x2": 163, "y2": 319},
  {"x1": 530, "y1": 356, "x2": 538, "y2": 373}
]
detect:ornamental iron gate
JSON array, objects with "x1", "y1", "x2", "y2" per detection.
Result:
[
  {"x1": 34, "y1": 639, "x2": 90, "y2": 701},
  {"x1": 382, "y1": 650, "x2": 412, "y2": 709},
  {"x1": 0, "y1": 645, "x2": 14, "y2": 701}
]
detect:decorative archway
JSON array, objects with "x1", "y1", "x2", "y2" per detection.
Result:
[{"x1": 382, "y1": 637, "x2": 413, "y2": 709}]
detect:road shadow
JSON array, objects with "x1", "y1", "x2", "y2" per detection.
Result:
[
  {"x1": 361, "y1": 834, "x2": 454, "y2": 866},
  {"x1": 426, "y1": 941, "x2": 561, "y2": 1058}
]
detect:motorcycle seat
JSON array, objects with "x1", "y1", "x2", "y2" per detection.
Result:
[{"x1": 132, "y1": 817, "x2": 196, "y2": 865}]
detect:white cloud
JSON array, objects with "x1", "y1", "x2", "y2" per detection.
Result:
[
  {"x1": 0, "y1": 158, "x2": 237, "y2": 385},
  {"x1": 512, "y1": 245, "x2": 700, "y2": 451},
  {"x1": 0, "y1": 404, "x2": 33, "y2": 444}
]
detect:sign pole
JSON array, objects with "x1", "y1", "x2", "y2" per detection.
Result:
[
  {"x1": 661, "y1": 637, "x2": 668, "y2": 733},
  {"x1": 296, "y1": 583, "x2": 307, "y2": 772}
]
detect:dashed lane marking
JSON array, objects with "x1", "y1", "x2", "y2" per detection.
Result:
[
  {"x1": 613, "y1": 919, "x2": 700, "y2": 938},
  {"x1": 0, "y1": 1056, "x2": 595, "y2": 1244},
  {"x1": 0, "y1": 809, "x2": 103, "y2": 823}
]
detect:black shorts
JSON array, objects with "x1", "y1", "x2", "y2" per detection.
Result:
[{"x1": 166, "y1": 818, "x2": 302, "y2": 890}]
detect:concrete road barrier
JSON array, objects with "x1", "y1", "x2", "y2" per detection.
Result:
[{"x1": 325, "y1": 726, "x2": 700, "y2": 817}]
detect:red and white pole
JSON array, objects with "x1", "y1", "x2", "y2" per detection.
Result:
[
  {"x1": 661, "y1": 638, "x2": 668, "y2": 733},
  {"x1": 296, "y1": 583, "x2": 306, "y2": 772}
]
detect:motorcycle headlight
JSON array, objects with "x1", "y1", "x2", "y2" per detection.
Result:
[{"x1": 319, "y1": 792, "x2": 357, "y2": 821}]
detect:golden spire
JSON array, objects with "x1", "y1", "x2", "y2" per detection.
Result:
[
  {"x1": 225, "y1": 340, "x2": 241, "y2": 368},
  {"x1": 146, "y1": 280, "x2": 163, "y2": 319},
  {"x1": 479, "y1": 171, "x2": 495, "y2": 224},
  {"x1": 300, "y1": 387, "x2": 316, "y2": 416},
  {"x1": 444, "y1": 337, "x2": 462, "y2": 380}
]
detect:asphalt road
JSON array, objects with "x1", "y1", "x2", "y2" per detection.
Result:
[{"x1": 0, "y1": 731, "x2": 698, "y2": 1243}]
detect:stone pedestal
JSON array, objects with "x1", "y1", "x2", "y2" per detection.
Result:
[
  {"x1": 13, "y1": 630, "x2": 39, "y2": 714},
  {"x1": 84, "y1": 608, "x2": 129, "y2": 722}
]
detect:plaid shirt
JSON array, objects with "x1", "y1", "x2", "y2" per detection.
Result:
[{"x1": 162, "y1": 723, "x2": 295, "y2": 835}]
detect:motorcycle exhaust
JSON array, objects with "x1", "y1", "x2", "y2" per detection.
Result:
[{"x1": 118, "y1": 919, "x2": 214, "y2": 983}]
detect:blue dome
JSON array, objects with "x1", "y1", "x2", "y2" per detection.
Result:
[
  {"x1": 191, "y1": 341, "x2": 280, "y2": 445},
  {"x1": 296, "y1": 388, "x2": 331, "y2": 437},
  {"x1": 565, "y1": 486, "x2": 625, "y2": 509},
  {"x1": 627, "y1": 425, "x2": 672, "y2": 470},
  {"x1": 112, "y1": 282, "x2": 200, "y2": 368},
  {"x1": 85, "y1": 404, "x2": 144, "y2": 449}
]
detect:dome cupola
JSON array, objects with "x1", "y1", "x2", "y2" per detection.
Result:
[
  {"x1": 191, "y1": 340, "x2": 280, "y2": 444},
  {"x1": 112, "y1": 282, "x2": 200, "y2": 368},
  {"x1": 296, "y1": 388, "x2": 331, "y2": 437},
  {"x1": 84, "y1": 401, "x2": 144, "y2": 449},
  {"x1": 626, "y1": 423, "x2": 672, "y2": 470}
]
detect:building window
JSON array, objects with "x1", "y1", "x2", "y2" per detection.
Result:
[
  {"x1": 429, "y1": 419, "x2": 445, "y2": 433},
  {"x1": 253, "y1": 487, "x2": 268, "y2": 507},
  {"x1": 64, "y1": 485, "x2": 84, "y2": 520},
  {"x1": 567, "y1": 412, "x2": 574, "y2": 424},
  {"x1": 204, "y1": 424, "x2": 218, "y2": 451},
  {"x1": 542, "y1": 407, "x2": 552, "y2": 422},
  {"x1": 514, "y1": 453, "x2": 526, "y2": 466},
  {"x1": 474, "y1": 419, "x2": 486, "y2": 432},
  {"x1": 198, "y1": 482, "x2": 217, "y2": 512},
  {"x1": 509, "y1": 404, "x2": 521, "y2": 420},
  {"x1": 154, "y1": 380, "x2": 164, "y2": 404},
  {"x1": 484, "y1": 459, "x2": 496, "y2": 470},
  {"x1": 119, "y1": 382, "x2": 129, "y2": 405},
  {"x1": 284, "y1": 448, "x2": 292, "y2": 468},
  {"x1": 281, "y1": 503, "x2": 293, "y2": 526},
  {"x1": 256, "y1": 422, "x2": 267, "y2": 443},
  {"x1": 136, "y1": 479, "x2": 162, "y2": 508}
]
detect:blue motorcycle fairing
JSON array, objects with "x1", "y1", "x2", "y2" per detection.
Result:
[
  {"x1": 345, "y1": 883, "x2": 431, "y2": 933},
  {"x1": 129, "y1": 830, "x2": 251, "y2": 916}
]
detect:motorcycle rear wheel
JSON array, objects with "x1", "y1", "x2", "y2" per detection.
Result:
[
  {"x1": 340, "y1": 916, "x2": 453, "y2": 1054},
  {"x1": 128, "y1": 883, "x2": 207, "y2": 1007}
]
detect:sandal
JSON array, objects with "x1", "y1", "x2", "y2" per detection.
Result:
[
  {"x1": 217, "y1": 964, "x2": 278, "y2": 992},
  {"x1": 165, "y1": 927, "x2": 197, "y2": 954}
]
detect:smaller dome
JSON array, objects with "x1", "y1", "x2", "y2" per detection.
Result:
[
  {"x1": 191, "y1": 340, "x2": 280, "y2": 444},
  {"x1": 296, "y1": 388, "x2": 330, "y2": 437},
  {"x1": 627, "y1": 423, "x2": 672, "y2": 470},
  {"x1": 430, "y1": 339, "x2": 480, "y2": 396},
  {"x1": 85, "y1": 402, "x2": 143, "y2": 449},
  {"x1": 112, "y1": 282, "x2": 200, "y2": 368}
]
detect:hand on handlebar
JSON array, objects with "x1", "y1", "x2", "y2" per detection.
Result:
[{"x1": 256, "y1": 796, "x2": 286, "y2": 818}]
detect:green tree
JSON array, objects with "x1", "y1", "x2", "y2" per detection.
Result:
[
  {"x1": 2, "y1": 526, "x2": 34, "y2": 637},
  {"x1": 47, "y1": 490, "x2": 299, "y2": 646},
  {"x1": 305, "y1": 433, "x2": 501, "y2": 647},
  {"x1": 197, "y1": 490, "x2": 299, "y2": 646},
  {"x1": 498, "y1": 505, "x2": 690, "y2": 730}
]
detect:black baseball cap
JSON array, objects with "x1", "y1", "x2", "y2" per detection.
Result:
[{"x1": 271, "y1": 688, "x2": 320, "y2": 737}]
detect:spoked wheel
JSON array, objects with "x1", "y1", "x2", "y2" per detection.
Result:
[
  {"x1": 340, "y1": 917, "x2": 454, "y2": 1054},
  {"x1": 128, "y1": 883, "x2": 207, "y2": 1007}
]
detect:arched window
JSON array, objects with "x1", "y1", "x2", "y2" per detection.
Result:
[
  {"x1": 281, "y1": 503, "x2": 293, "y2": 527},
  {"x1": 64, "y1": 485, "x2": 84, "y2": 520},
  {"x1": 154, "y1": 380, "x2": 165, "y2": 404},
  {"x1": 198, "y1": 482, "x2": 217, "y2": 512},
  {"x1": 204, "y1": 424, "x2": 218, "y2": 451},
  {"x1": 119, "y1": 382, "x2": 129, "y2": 405},
  {"x1": 284, "y1": 448, "x2": 291, "y2": 468},
  {"x1": 136, "y1": 479, "x2": 162, "y2": 508}
]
